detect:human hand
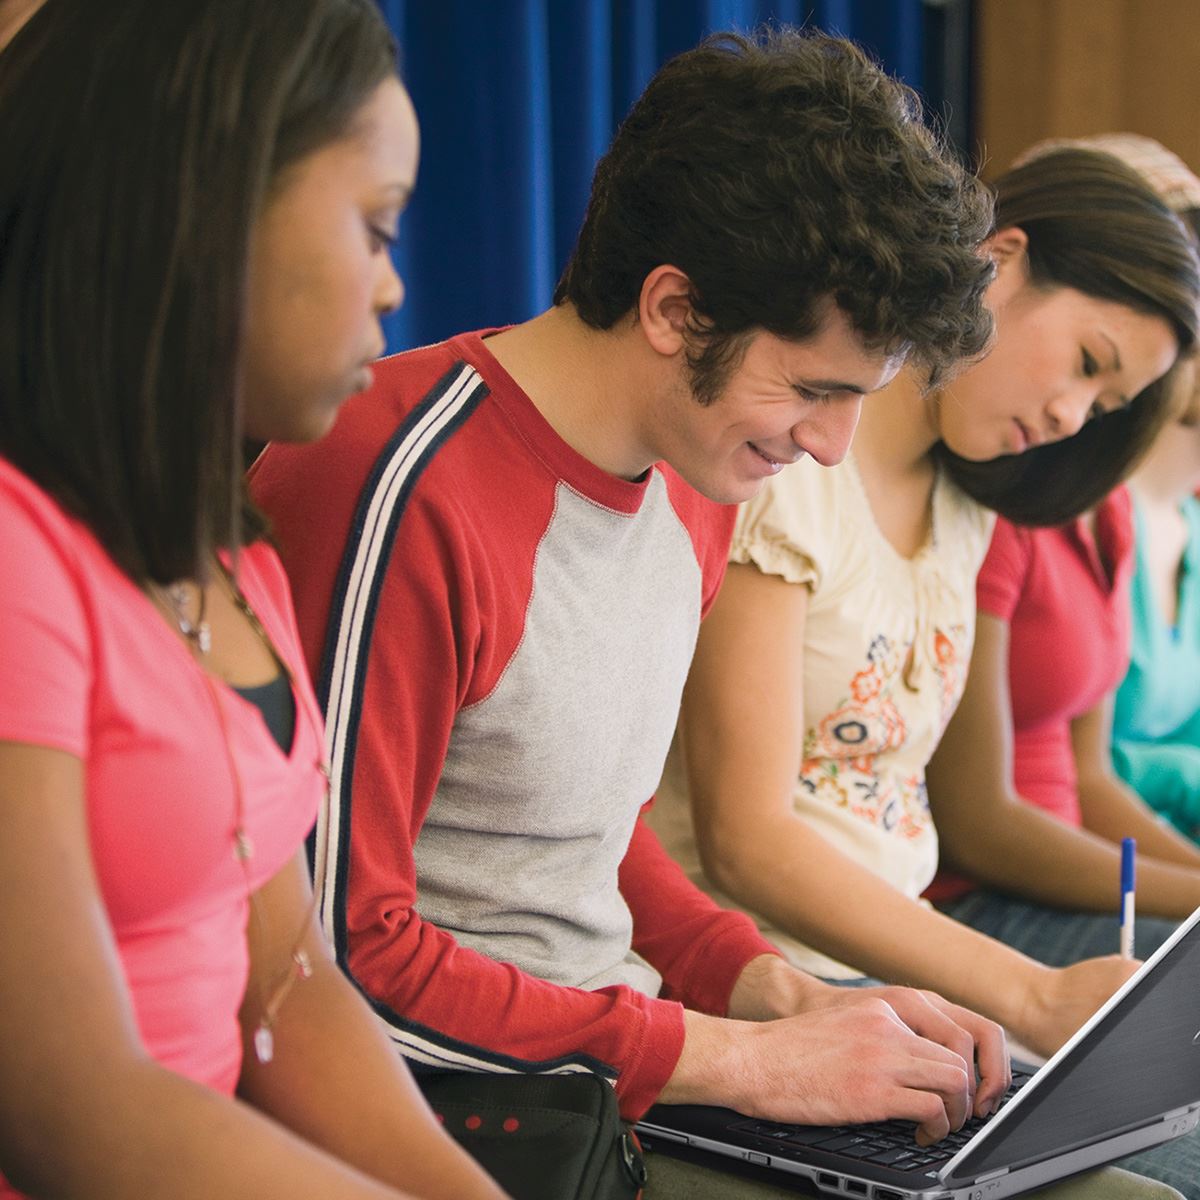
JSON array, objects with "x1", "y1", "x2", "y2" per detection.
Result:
[
  {"x1": 799, "y1": 982, "x2": 1010, "y2": 1121},
  {"x1": 726, "y1": 956, "x2": 1009, "y2": 1121},
  {"x1": 1018, "y1": 956, "x2": 1140, "y2": 1058},
  {"x1": 665, "y1": 1001, "x2": 974, "y2": 1146}
]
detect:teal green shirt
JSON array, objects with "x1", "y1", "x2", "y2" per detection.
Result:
[{"x1": 1111, "y1": 495, "x2": 1200, "y2": 837}]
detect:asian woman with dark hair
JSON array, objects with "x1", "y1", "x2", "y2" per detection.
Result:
[
  {"x1": 650, "y1": 137, "x2": 1200, "y2": 1197},
  {"x1": 927, "y1": 135, "x2": 1200, "y2": 992},
  {"x1": 651, "y1": 140, "x2": 1198, "y2": 1074}
]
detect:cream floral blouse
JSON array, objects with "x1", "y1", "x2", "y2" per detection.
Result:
[{"x1": 651, "y1": 452, "x2": 995, "y2": 978}]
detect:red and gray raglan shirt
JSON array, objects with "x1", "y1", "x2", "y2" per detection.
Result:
[{"x1": 249, "y1": 331, "x2": 779, "y2": 1118}]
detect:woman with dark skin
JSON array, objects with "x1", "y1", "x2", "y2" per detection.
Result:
[{"x1": 0, "y1": 3, "x2": 504, "y2": 1197}]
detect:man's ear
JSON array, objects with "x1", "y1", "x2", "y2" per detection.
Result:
[
  {"x1": 986, "y1": 225, "x2": 1029, "y2": 266},
  {"x1": 637, "y1": 265, "x2": 694, "y2": 357},
  {"x1": 983, "y1": 225, "x2": 1032, "y2": 304}
]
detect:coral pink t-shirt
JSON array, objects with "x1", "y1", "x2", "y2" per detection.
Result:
[
  {"x1": 976, "y1": 488, "x2": 1135, "y2": 827},
  {"x1": 0, "y1": 458, "x2": 322, "y2": 1195},
  {"x1": 927, "y1": 490, "x2": 1134, "y2": 906}
]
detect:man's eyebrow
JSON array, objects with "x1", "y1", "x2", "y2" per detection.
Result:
[{"x1": 1100, "y1": 331, "x2": 1122, "y2": 371}]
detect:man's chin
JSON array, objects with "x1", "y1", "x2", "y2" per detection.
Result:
[{"x1": 684, "y1": 473, "x2": 766, "y2": 506}]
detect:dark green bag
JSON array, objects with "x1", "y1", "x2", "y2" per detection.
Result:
[{"x1": 419, "y1": 1071, "x2": 646, "y2": 1199}]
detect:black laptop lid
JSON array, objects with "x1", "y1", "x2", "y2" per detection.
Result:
[{"x1": 947, "y1": 917, "x2": 1200, "y2": 1182}]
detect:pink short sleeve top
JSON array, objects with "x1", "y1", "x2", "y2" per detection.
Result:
[
  {"x1": 975, "y1": 488, "x2": 1135, "y2": 827},
  {"x1": 0, "y1": 457, "x2": 323, "y2": 1101}
]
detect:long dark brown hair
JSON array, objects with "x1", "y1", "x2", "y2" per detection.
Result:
[
  {"x1": 0, "y1": 0, "x2": 396, "y2": 583},
  {"x1": 935, "y1": 148, "x2": 1200, "y2": 527}
]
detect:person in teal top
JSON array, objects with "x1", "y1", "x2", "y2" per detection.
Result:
[{"x1": 1113, "y1": 378, "x2": 1200, "y2": 838}]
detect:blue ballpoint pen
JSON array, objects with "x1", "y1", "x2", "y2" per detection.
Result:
[{"x1": 1120, "y1": 836, "x2": 1136, "y2": 959}]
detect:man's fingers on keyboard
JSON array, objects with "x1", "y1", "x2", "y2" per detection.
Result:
[
  {"x1": 908, "y1": 1002, "x2": 977, "y2": 1103},
  {"x1": 893, "y1": 1086, "x2": 953, "y2": 1146},
  {"x1": 900, "y1": 1054, "x2": 971, "y2": 1133},
  {"x1": 935, "y1": 998, "x2": 1011, "y2": 1117}
]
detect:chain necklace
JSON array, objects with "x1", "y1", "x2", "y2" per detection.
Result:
[
  {"x1": 156, "y1": 561, "x2": 327, "y2": 1065},
  {"x1": 166, "y1": 581, "x2": 211, "y2": 655}
]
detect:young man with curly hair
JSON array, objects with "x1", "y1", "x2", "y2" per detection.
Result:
[{"x1": 250, "y1": 29, "x2": 1172, "y2": 1199}]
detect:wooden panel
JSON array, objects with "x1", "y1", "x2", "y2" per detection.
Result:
[{"x1": 975, "y1": 0, "x2": 1200, "y2": 180}]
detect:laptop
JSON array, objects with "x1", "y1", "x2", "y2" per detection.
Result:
[{"x1": 637, "y1": 907, "x2": 1200, "y2": 1199}]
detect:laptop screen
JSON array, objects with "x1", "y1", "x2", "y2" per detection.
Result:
[{"x1": 948, "y1": 920, "x2": 1200, "y2": 1180}]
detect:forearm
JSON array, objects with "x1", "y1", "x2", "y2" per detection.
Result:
[
  {"x1": 704, "y1": 818, "x2": 1040, "y2": 1032},
  {"x1": 939, "y1": 791, "x2": 1200, "y2": 918},
  {"x1": 238, "y1": 956, "x2": 506, "y2": 1200},
  {"x1": 7, "y1": 1057, "x2": 424, "y2": 1200},
  {"x1": 1113, "y1": 739, "x2": 1200, "y2": 834},
  {"x1": 655, "y1": 1008, "x2": 756, "y2": 1109},
  {"x1": 1076, "y1": 768, "x2": 1200, "y2": 869}
]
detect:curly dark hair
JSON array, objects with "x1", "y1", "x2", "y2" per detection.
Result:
[
  {"x1": 935, "y1": 148, "x2": 1200, "y2": 527},
  {"x1": 553, "y1": 27, "x2": 995, "y2": 401}
]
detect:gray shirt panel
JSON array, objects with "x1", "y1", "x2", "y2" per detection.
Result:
[{"x1": 413, "y1": 473, "x2": 702, "y2": 993}]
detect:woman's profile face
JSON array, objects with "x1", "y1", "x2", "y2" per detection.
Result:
[
  {"x1": 935, "y1": 228, "x2": 1179, "y2": 462},
  {"x1": 240, "y1": 75, "x2": 419, "y2": 444}
]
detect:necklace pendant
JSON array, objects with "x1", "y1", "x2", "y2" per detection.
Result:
[
  {"x1": 196, "y1": 622, "x2": 212, "y2": 654},
  {"x1": 254, "y1": 1022, "x2": 275, "y2": 1064},
  {"x1": 234, "y1": 827, "x2": 255, "y2": 861}
]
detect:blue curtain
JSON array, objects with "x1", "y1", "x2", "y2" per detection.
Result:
[{"x1": 377, "y1": 0, "x2": 931, "y2": 355}]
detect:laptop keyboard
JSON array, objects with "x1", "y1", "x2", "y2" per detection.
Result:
[{"x1": 726, "y1": 1068, "x2": 1032, "y2": 1174}]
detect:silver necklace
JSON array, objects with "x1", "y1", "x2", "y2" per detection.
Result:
[
  {"x1": 167, "y1": 581, "x2": 212, "y2": 654},
  {"x1": 155, "y1": 565, "x2": 325, "y2": 1063}
]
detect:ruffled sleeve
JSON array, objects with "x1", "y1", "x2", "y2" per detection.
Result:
[{"x1": 729, "y1": 456, "x2": 843, "y2": 592}]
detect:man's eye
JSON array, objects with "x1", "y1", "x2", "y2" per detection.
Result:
[{"x1": 794, "y1": 386, "x2": 830, "y2": 403}]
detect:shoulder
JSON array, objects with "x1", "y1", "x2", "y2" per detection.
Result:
[
  {"x1": 0, "y1": 461, "x2": 110, "y2": 753},
  {"x1": 234, "y1": 541, "x2": 294, "y2": 620},
  {"x1": 654, "y1": 465, "x2": 738, "y2": 614},
  {"x1": 252, "y1": 338, "x2": 482, "y2": 505},
  {"x1": 0, "y1": 458, "x2": 101, "y2": 598},
  {"x1": 975, "y1": 512, "x2": 1037, "y2": 620},
  {"x1": 0, "y1": 457, "x2": 80, "y2": 542},
  {"x1": 1185, "y1": 494, "x2": 1200, "y2": 548},
  {"x1": 657, "y1": 464, "x2": 737, "y2": 555},
  {"x1": 251, "y1": 337, "x2": 526, "y2": 589},
  {"x1": 935, "y1": 469, "x2": 998, "y2": 572},
  {"x1": 730, "y1": 455, "x2": 855, "y2": 588}
]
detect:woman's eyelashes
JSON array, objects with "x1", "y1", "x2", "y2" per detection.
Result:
[{"x1": 366, "y1": 215, "x2": 400, "y2": 253}]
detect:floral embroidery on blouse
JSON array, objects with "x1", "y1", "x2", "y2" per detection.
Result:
[{"x1": 800, "y1": 623, "x2": 970, "y2": 840}]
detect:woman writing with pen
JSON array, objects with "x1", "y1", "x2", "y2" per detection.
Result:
[
  {"x1": 650, "y1": 133, "x2": 1200, "y2": 1197},
  {"x1": 927, "y1": 140, "x2": 1200, "y2": 979}
]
